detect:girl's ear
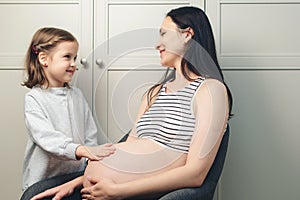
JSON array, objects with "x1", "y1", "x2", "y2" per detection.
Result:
[{"x1": 38, "y1": 52, "x2": 48, "y2": 67}]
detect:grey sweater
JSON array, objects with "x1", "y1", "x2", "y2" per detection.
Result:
[{"x1": 22, "y1": 86, "x2": 98, "y2": 190}]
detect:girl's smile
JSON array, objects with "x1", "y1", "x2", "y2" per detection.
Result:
[{"x1": 41, "y1": 41, "x2": 79, "y2": 87}]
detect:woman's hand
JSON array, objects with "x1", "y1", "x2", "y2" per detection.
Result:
[
  {"x1": 31, "y1": 176, "x2": 83, "y2": 200},
  {"x1": 76, "y1": 143, "x2": 116, "y2": 161},
  {"x1": 31, "y1": 181, "x2": 74, "y2": 200},
  {"x1": 81, "y1": 177, "x2": 122, "y2": 200}
]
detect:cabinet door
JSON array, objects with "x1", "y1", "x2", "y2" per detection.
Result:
[
  {"x1": 222, "y1": 71, "x2": 300, "y2": 200},
  {"x1": 92, "y1": 0, "x2": 204, "y2": 142},
  {"x1": 0, "y1": 0, "x2": 92, "y2": 69},
  {"x1": 0, "y1": 0, "x2": 93, "y2": 104},
  {"x1": 0, "y1": 70, "x2": 29, "y2": 199},
  {"x1": 206, "y1": 1, "x2": 300, "y2": 199},
  {"x1": 99, "y1": 70, "x2": 166, "y2": 142},
  {"x1": 0, "y1": 1, "x2": 92, "y2": 198}
]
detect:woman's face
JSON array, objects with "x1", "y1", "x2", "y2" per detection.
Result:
[{"x1": 156, "y1": 16, "x2": 186, "y2": 68}]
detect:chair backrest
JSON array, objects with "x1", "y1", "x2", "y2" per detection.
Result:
[
  {"x1": 159, "y1": 125, "x2": 230, "y2": 200},
  {"x1": 206, "y1": 125, "x2": 230, "y2": 185}
]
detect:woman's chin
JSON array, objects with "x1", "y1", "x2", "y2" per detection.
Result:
[
  {"x1": 159, "y1": 57, "x2": 179, "y2": 68},
  {"x1": 160, "y1": 60, "x2": 171, "y2": 67}
]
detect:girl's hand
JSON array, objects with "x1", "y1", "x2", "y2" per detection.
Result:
[
  {"x1": 76, "y1": 143, "x2": 116, "y2": 161},
  {"x1": 81, "y1": 177, "x2": 122, "y2": 200}
]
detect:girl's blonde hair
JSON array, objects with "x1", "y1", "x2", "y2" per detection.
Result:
[{"x1": 23, "y1": 27, "x2": 78, "y2": 88}]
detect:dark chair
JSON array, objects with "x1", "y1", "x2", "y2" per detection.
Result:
[
  {"x1": 20, "y1": 126, "x2": 229, "y2": 200},
  {"x1": 158, "y1": 126, "x2": 230, "y2": 200}
]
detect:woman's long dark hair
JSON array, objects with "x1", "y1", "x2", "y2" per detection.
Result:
[{"x1": 147, "y1": 6, "x2": 233, "y2": 117}]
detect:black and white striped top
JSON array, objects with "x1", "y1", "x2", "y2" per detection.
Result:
[{"x1": 136, "y1": 77, "x2": 204, "y2": 152}]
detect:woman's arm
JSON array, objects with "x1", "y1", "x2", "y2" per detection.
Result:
[
  {"x1": 81, "y1": 79, "x2": 229, "y2": 200},
  {"x1": 31, "y1": 176, "x2": 83, "y2": 200}
]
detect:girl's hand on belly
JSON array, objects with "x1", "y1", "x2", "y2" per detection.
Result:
[{"x1": 76, "y1": 143, "x2": 116, "y2": 161}]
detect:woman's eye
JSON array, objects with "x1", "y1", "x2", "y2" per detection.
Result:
[{"x1": 160, "y1": 32, "x2": 166, "y2": 36}]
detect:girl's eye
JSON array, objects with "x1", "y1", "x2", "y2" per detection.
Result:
[{"x1": 64, "y1": 55, "x2": 71, "y2": 59}]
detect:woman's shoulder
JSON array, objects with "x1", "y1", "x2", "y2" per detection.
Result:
[
  {"x1": 194, "y1": 78, "x2": 227, "y2": 99},
  {"x1": 198, "y1": 78, "x2": 226, "y2": 91}
]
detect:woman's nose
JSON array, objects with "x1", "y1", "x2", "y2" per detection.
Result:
[{"x1": 155, "y1": 38, "x2": 162, "y2": 50}]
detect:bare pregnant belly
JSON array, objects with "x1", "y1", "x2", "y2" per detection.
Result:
[{"x1": 83, "y1": 138, "x2": 187, "y2": 186}]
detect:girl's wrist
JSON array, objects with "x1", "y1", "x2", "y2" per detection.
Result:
[{"x1": 75, "y1": 145, "x2": 84, "y2": 159}]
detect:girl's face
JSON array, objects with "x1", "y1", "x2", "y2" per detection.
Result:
[
  {"x1": 156, "y1": 16, "x2": 186, "y2": 68},
  {"x1": 42, "y1": 41, "x2": 78, "y2": 87}
]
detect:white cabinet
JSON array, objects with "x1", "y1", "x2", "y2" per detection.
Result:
[
  {"x1": 0, "y1": 70, "x2": 29, "y2": 199},
  {"x1": 207, "y1": 0, "x2": 300, "y2": 199},
  {"x1": 0, "y1": 1, "x2": 91, "y2": 199},
  {"x1": 0, "y1": 0, "x2": 92, "y2": 70},
  {"x1": 222, "y1": 70, "x2": 300, "y2": 200}
]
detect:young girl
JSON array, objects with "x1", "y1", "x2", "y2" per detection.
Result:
[{"x1": 22, "y1": 27, "x2": 115, "y2": 191}]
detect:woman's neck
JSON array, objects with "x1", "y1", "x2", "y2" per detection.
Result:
[
  {"x1": 166, "y1": 71, "x2": 190, "y2": 93},
  {"x1": 173, "y1": 70, "x2": 188, "y2": 83}
]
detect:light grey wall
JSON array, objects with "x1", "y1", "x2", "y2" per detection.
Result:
[{"x1": 221, "y1": 70, "x2": 300, "y2": 199}]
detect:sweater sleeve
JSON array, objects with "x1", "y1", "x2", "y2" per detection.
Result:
[{"x1": 25, "y1": 94, "x2": 80, "y2": 160}]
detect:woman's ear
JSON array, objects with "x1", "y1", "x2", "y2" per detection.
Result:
[
  {"x1": 184, "y1": 27, "x2": 194, "y2": 43},
  {"x1": 38, "y1": 52, "x2": 48, "y2": 67}
]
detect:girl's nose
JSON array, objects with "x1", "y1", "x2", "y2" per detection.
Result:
[{"x1": 70, "y1": 60, "x2": 76, "y2": 67}]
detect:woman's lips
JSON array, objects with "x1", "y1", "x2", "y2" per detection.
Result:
[{"x1": 159, "y1": 50, "x2": 165, "y2": 57}]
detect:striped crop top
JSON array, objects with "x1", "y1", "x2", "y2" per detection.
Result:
[{"x1": 136, "y1": 77, "x2": 204, "y2": 152}]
